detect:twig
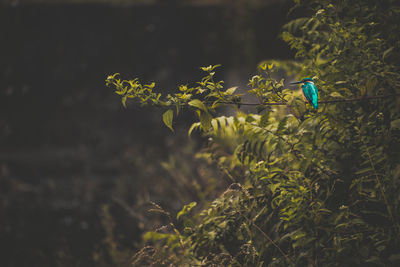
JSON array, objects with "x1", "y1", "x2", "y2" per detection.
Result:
[
  {"x1": 360, "y1": 136, "x2": 397, "y2": 233},
  {"x1": 219, "y1": 93, "x2": 400, "y2": 106},
  {"x1": 241, "y1": 213, "x2": 295, "y2": 266}
]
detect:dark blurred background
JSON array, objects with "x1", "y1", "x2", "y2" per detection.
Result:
[{"x1": 0, "y1": 0, "x2": 294, "y2": 266}]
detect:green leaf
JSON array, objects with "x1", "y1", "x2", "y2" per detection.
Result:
[
  {"x1": 211, "y1": 100, "x2": 222, "y2": 109},
  {"x1": 188, "y1": 99, "x2": 208, "y2": 112},
  {"x1": 143, "y1": 231, "x2": 171, "y2": 242},
  {"x1": 330, "y1": 92, "x2": 343, "y2": 98},
  {"x1": 162, "y1": 109, "x2": 174, "y2": 132},
  {"x1": 256, "y1": 105, "x2": 266, "y2": 113},
  {"x1": 177, "y1": 202, "x2": 197, "y2": 220},
  {"x1": 225, "y1": 87, "x2": 238, "y2": 95},
  {"x1": 260, "y1": 113, "x2": 269, "y2": 127},
  {"x1": 366, "y1": 77, "x2": 378, "y2": 93},
  {"x1": 270, "y1": 183, "x2": 281, "y2": 194},
  {"x1": 382, "y1": 46, "x2": 394, "y2": 61},
  {"x1": 188, "y1": 122, "x2": 200, "y2": 137},
  {"x1": 355, "y1": 167, "x2": 372, "y2": 175},
  {"x1": 147, "y1": 82, "x2": 156, "y2": 89},
  {"x1": 175, "y1": 103, "x2": 181, "y2": 115},
  {"x1": 106, "y1": 73, "x2": 120, "y2": 80},
  {"x1": 200, "y1": 65, "x2": 212, "y2": 72},
  {"x1": 288, "y1": 96, "x2": 306, "y2": 117},
  {"x1": 391, "y1": 119, "x2": 400, "y2": 129},
  {"x1": 122, "y1": 95, "x2": 127, "y2": 108},
  {"x1": 199, "y1": 112, "x2": 212, "y2": 131},
  {"x1": 334, "y1": 81, "x2": 347, "y2": 85}
]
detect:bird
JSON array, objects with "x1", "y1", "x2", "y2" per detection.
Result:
[{"x1": 290, "y1": 78, "x2": 319, "y2": 109}]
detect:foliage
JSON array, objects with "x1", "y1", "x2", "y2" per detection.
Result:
[{"x1": 107, "y1": 0, "x2": 400, "y2": 265}]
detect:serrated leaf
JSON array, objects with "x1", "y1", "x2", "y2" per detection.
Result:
[
  {"x1": 163, "y1": 109, "x2": 174, "y2": 132},
  {"x1": 260, "y1": 113, "x2": 269, "y2": 127},
  {"x1": 277, "y1": 116, "x2": 289, "y2": 133},
  {"x1": 199, "y1": 112, "x2": 212, "y2": 131},
  {"x1": 211, "y1": 118, "x2": 219, "y2": 131}
]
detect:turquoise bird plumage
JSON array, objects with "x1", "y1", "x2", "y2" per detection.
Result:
[{"x1": 291, "y1": 78, "x2": 319, "y2": 109}]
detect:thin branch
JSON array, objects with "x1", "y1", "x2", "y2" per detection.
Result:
[
  {"x1": 240, "y1": 213, "x2": 294, "y2": 266},
  {"x1": 360, "y1": 136, "x2": 397, "y2": 233},
  {"x1": 220, "y1": 93, "x2": 400, "y2": 106}
]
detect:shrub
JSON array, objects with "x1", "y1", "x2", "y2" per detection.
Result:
[{"x1": 107, "y1": 0, "x2": 400, "y2": 265}]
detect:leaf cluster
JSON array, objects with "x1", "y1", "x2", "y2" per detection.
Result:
[{"x1": 106, "y1": 0, "x2": 400, "y2": 266}]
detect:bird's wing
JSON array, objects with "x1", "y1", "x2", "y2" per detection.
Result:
[
  {"x1": 310, "y1": 84, "x2": 318, "y2": 103},
  {"x1": 302, "y1": 84, "x2": 313, "y2": 103},
  {"x1": 311, "y1": 83, "x2": 318, "y2": 98}
]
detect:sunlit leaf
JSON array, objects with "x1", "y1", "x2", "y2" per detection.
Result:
[
  {"x1": 188, "y1": 99, "x2": 208, "y2": 112},
  {"x1": 163, "y1": 109, "x2": 174, "y2": 132},
  {"x1": 177, "y1": 202, "x2": 197, "y2": 220}
]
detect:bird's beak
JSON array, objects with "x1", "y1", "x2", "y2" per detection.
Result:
[{"x1": 290, "y1": 81, "x2": 302, "y2": 84}]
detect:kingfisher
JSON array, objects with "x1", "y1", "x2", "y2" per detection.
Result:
[{"x1": 291, "y1": 78, "x2": 319, "y2": 109}]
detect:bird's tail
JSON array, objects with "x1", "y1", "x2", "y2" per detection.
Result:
[{"x1": 312, "y1": 99, "x2": 319, "y2": 109}]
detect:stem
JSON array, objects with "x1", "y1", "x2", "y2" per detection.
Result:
[
  {"x1": 266, "y1": 70, "x2": 287, "y2": 103},
  {"x1": 362, "y1": 140, "x2": 395, "y2": 226},
  {"x1": 240, "y1": 212, "x2": 294, "y2": 265},
  {"x1": 358, "y1": 132, "x2": 399, "y2": 235},
  {"x1": 210, "y1": 74, "x2": 223, "y2": 99},
  {"x1": 272, "y1": 87, "x2": 288, "y2": 103},
  {"x1": 216, "y1": 93, "x2": 400, "y2": 106}
]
